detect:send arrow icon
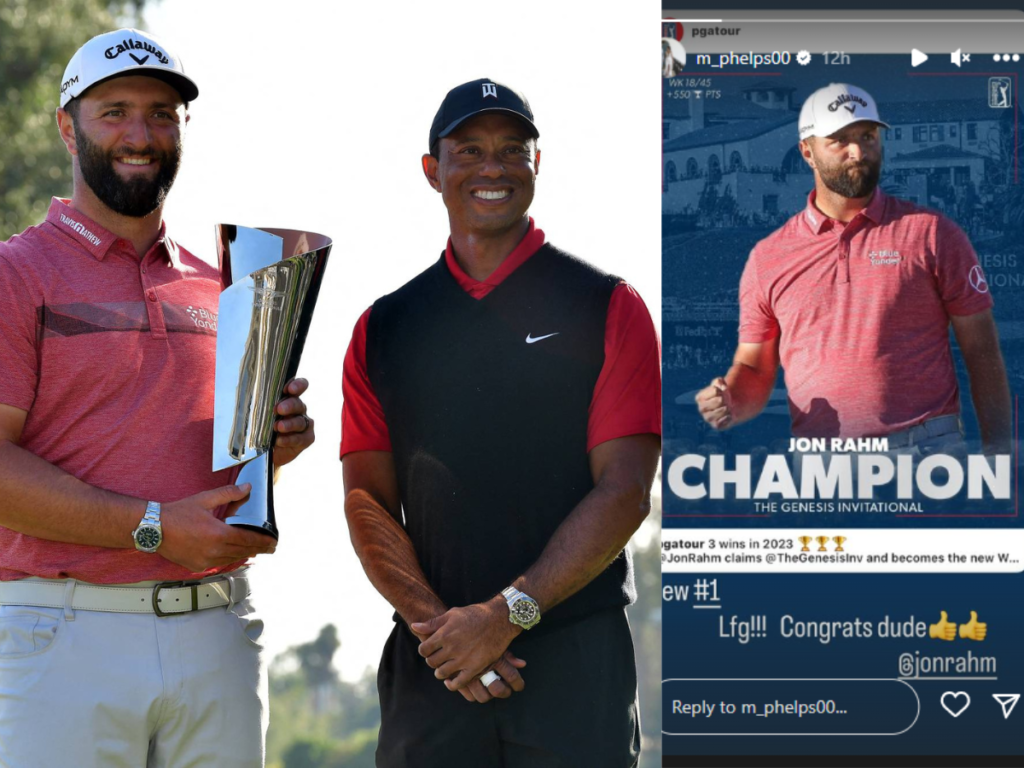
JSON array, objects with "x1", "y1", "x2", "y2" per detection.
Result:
[{"x1": 993, "y1": 693, "x2": 1020, "y2": 719}]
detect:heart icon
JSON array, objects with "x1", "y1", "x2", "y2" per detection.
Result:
[{"x1": 941, "y1": 691, "x2": 971, "y2": 717}]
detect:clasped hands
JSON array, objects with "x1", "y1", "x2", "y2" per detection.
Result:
[{"x1": 411, "y1": 594, "x2": 526, "y2": 704}]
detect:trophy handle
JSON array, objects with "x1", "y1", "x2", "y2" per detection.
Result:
[{"x1": 223, "y1": 451, "x2": 279, "y2": 540}]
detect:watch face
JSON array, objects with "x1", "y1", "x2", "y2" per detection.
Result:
[
  {"x1": 512, "y1": 599, "x2": 538, "y2": 624},
  {"x1": 135, "y1": 526, "x2": 161, "y2": 551}
]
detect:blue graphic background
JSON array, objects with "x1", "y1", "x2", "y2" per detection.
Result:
[
  {"x1": 663, "y1": 55, "x2": 1023, "y2": 524},
  {"x1": 661, "y1": 53, "x2": 1024, "y2": 763}
]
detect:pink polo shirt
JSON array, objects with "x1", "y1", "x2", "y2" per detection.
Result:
[
  {"x1": 0, "y1": 198, "x2": 241, "y2": 583},
  {"x1": 739, "y1": 189, "x2": 993, "y2": 439}
]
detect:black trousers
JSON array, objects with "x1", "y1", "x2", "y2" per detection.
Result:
[{"x1": 375, "y1": 608, "x2": 641, "y2": 768}]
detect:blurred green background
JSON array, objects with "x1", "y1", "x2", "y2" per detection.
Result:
[
  {"x1": 261, "y1": 515, "x2": 662, "y2": 768},
  {"x1": 0, "y1": 0, "x2": 145, "y2": 239}
]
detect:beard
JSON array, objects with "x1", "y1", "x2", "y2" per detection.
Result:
[
  {"x1": 816, "y1": 154, "x2": 881, "y2": 199},
  {"x1": 76, "y1": 127, "x2": 181, "y2": 218}
]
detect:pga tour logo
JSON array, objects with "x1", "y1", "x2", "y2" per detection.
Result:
[
  {"x1": 989, "y1": 77, "x2": 1012, "y2": 109},
  {"x1": 482, "y1": 83, "x2": 498, "y2": 99}
]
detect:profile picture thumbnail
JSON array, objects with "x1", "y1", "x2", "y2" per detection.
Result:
[{"x1": 663, "y1": 38, "x2": 686, "y2": 77}]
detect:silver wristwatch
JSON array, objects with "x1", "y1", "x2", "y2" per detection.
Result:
[
  {"x1": 132, "y1": 501, "x2": 163, "y2": 553},
  {"x1": 502, "y1": 586, "x2": 541, "y2": 630}
]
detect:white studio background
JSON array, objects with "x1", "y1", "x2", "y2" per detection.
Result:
[{"x1": 147, "y1": 0, "x2": 662, "y2": 680}]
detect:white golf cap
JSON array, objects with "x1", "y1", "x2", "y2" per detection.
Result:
[
  {"x1": 798, "y1": 83, "x2": 889, "y2": 141},
  {"x1": 60, "y1": 28, "x2": 198, "y2": 108}
]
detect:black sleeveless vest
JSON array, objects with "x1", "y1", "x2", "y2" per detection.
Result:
[{"x1": 366, "y1": 243, "x2": 634, "y2": 629}]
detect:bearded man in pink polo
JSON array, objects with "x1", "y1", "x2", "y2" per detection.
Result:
[
  {"x1": 697, "y1": 83, "x2": 1011, "y2": 456},
  {"x1": 0, "y1": 29, "x2": 315, "y2": 765}
]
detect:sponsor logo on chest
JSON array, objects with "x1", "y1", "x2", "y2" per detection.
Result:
[
  {"x1": 186, "y1": 305, "x2": 218, "y2": 331},
  {"x1": 868, "y1": 249, "x2": 903, "y2": 266}
]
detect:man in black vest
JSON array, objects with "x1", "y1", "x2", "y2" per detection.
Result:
[{"x1": 341, "y1": 79, "x2": 661, "y2": 767}]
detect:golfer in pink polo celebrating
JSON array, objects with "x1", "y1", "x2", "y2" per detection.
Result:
[{"x1": 696, "y1": 83, "x2": 1011, "y2": 455}]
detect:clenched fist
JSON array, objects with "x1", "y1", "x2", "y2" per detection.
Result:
[{"x1": 696, "y1": 376, "x2": 734, "y2": 430}]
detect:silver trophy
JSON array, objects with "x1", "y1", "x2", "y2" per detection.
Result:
[{"x1": 212, "y1": 225, "x2": 332, "y2": 539}]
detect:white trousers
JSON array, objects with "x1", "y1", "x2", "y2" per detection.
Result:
[{"x1": 0, "y1": 576, "x2": 268, "y2": 767}]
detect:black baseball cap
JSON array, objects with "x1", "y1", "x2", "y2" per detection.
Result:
[{"x1": 429, "y1": 78, "x2": 539, "y2": 152}]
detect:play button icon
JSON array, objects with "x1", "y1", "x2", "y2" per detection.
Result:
[{"x1": 912, "y1": 49, "x2": 929, "y2": 67}]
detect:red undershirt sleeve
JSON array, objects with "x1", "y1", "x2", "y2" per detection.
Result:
[
  {"x1": 340, "y1": 307, "x2": 392, "y2": 458},
  {"x1": 587, "y1": 283, "x2": 662, "y2": 452}
]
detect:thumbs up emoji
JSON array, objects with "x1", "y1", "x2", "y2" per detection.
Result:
[
  {"x1": 930, "y1": 611, "x2": 957, "y2": 641},
  {"x1": 959, "y1": 611, "x2": 988, "y2": 641}
]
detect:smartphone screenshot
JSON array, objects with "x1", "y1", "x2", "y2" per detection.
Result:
[{"x1": 661, "y1": 7, "x2": 1024, "y2": 766}]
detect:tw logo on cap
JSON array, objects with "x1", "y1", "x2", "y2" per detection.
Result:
[{"x1": 482, "y1": 83, "x2": 498, "y2": 99}]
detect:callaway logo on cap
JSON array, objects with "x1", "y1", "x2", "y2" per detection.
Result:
[
  {"x1": 429, "y1": 78, "x2": 539, "y2": 152},
  {"x1": 60, "y1": 28, "x2": 199, "y2": 108},
  {"x1": 798, "y1": 83, "x2": 889, "y2": 141}
]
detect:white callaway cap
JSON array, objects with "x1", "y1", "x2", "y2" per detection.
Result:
[
  {"x1": 60, "y1": 28, "x2": 198, "y2": 108},
  {"x1": 798, "y1": 83, "x2": 889, "y2": 141}
]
